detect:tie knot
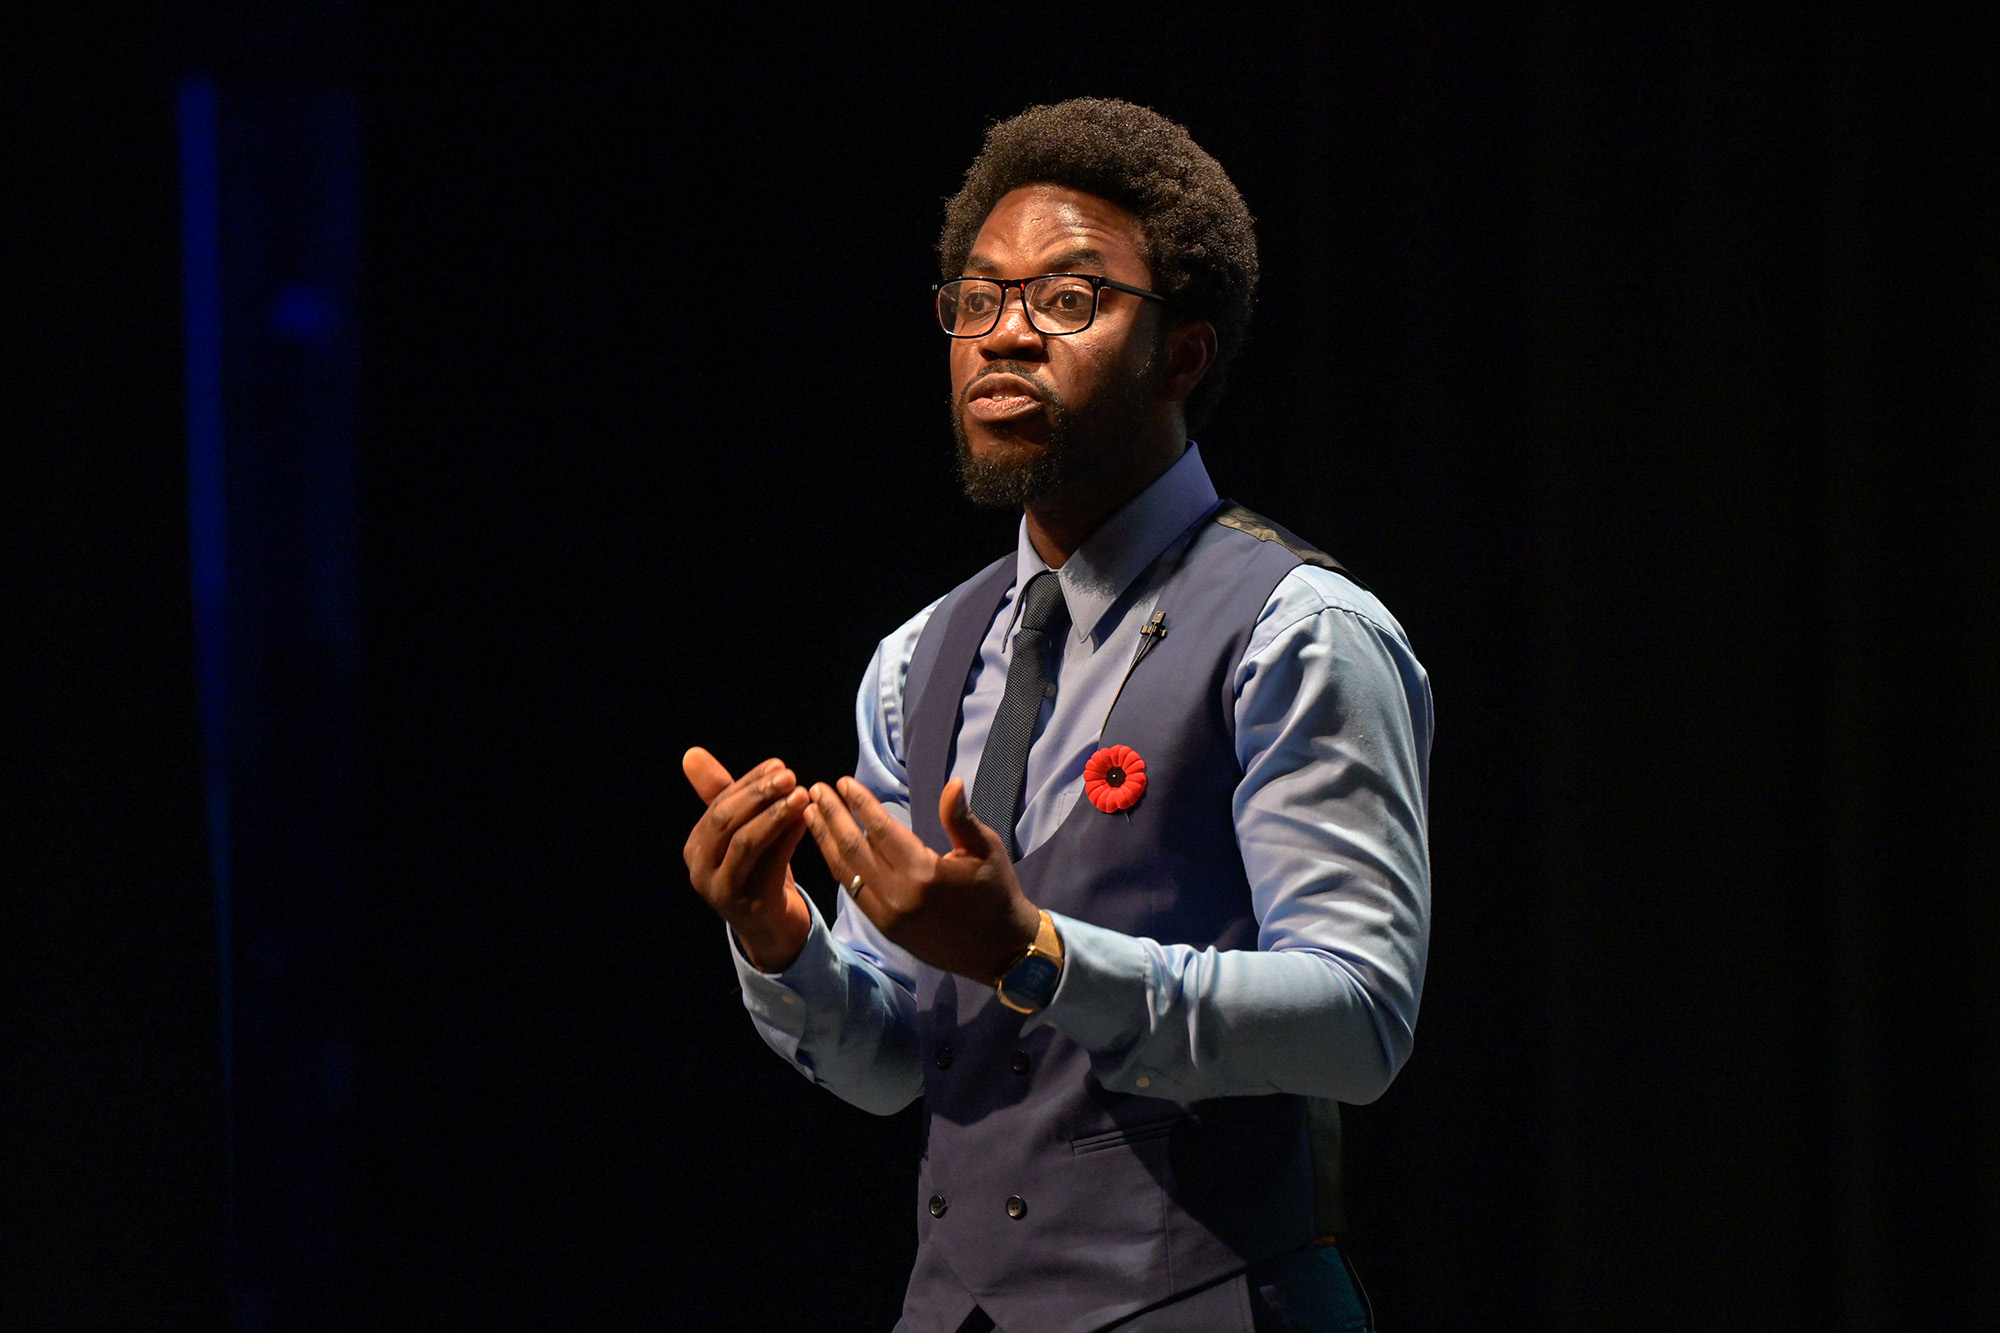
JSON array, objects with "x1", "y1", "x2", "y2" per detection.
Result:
[{"x1": 1016, "y1": 570, "x2": 1070, "y2": 636}]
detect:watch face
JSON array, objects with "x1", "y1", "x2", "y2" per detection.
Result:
[{"x1": 1000, "y1": 955, "x2": 1062, "y2": 1011}]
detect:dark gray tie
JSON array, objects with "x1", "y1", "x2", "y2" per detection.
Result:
[{"x1": 970, "y1": 570, "x2": 1070, "y2": 860}]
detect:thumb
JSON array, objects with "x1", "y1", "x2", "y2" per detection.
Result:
[
  {"x1": 939, "y1": 777, "x2": 1003, "y2": 860},
  {"x1": 682, "y1": 746, "x2": 734, "y2": 805}
]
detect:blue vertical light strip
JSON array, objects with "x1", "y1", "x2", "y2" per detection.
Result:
[{"x1": 177, "y1": 73, "x2": 236, "y2": 1254}]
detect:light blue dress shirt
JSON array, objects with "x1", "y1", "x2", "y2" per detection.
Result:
[{"x1": 730, "y1": 445, "x2": 1432, "y2": 1115}]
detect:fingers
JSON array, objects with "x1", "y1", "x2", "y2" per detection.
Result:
[
  {"x1": 804, "y1": 782, "x2": 875, "y2": 873},
  {"x1": 939, "y1": 777, "x2": 1004, "y2": 861},
  {"x1": 804, "y1": 781, "x2": 900, "y2": 917},
  {"x1": 716, "y1": 785, "x2": 811, "y2": 888},
  {"x1": 685, "y1": 751, "x2": 787, "y2": 822},
  {"x1": 833, "y1": 777, "x2": 929, "y2": 875},
  {"x1": 684, "y1": 758, "x2": 795, "y2": 879},
  {"x1": 749, "y1": 804, "x2": 812, "y2": 885},
  {"x1": 703, "y1": 760, "x2": 794, "y2": 836},
  {"x1": 682, "y1": 746, "x2": 735, "y2": 804}
]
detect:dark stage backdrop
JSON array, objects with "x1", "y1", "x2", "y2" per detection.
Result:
[{"x1": 14, "y1": 4, "x2": 1999, "y2": 1329}]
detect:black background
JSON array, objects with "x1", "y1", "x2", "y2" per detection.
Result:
[{"x1": 14, "y1": 2, "x2": 1999, "y2": 1328}]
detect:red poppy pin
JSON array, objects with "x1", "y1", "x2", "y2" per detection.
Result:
[{"x1": 1083, "y1": 744, "x2": 1147, "y2": 814}]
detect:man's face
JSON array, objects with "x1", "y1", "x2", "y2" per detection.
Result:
[{"x1": 949, "y1": 184, "x2": 1166, "y2": 507}]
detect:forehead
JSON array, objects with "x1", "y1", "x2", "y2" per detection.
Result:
[{"x1": 965, "y1": 184, "x2": 1149, "y2": 275}]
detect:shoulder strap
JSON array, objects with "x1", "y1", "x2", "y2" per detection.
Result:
[{"x1": 1212, "y1": 501, "x2": 1359, "y2": 583}]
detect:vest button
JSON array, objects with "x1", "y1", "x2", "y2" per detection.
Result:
[
  {"x1": 929, "y1": 1195, "x2": 948, "y2": 1218},
  {"x1": 1011, "y1": 1051, "x2": 1030, "y2": 1075},
  {"x1": 1005, "y1": 1195, "x2": 1027, "y2": 1220},
  {"x1": 934, "y1": 1044, "x2": 954, "y2": 1070}
]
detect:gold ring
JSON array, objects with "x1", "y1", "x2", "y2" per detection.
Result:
[{"x1": 847, "y1": 874, "x2": 865, "y2": 893}]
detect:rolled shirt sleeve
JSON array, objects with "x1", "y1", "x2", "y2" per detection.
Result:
[{"x1": 729, "y1": 893, "x2": 922, "y2": 1116}]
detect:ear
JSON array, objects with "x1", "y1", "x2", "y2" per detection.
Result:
[{"x1": 1158, "y1": 318, "x2": 1218, "y2": 406}]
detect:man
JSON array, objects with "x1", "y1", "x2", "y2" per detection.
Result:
[{"x1": 683, "y1": 99, "x2": 1430, "y2": 1332}]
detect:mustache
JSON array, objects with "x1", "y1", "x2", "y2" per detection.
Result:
[{"x1": 964, "y1": 362, "x2": 1058, "y2": 407}]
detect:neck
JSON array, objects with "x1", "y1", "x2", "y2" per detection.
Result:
[{"x1": 1024, "y1": 430, "x2": 1186, "y2": 568}]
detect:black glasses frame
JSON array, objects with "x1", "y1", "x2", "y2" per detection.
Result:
[{"x1": 933, "y1": 273, "x2": 1168, "y2": 338}]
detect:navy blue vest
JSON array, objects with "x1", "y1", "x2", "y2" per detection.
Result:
[{"x1": 897, "y1": 507, "x2": 1341, "y2": 1333}]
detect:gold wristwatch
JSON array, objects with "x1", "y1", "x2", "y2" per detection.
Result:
[{"x1": 996, "y1": 910, "x2": 1065, "y2": 1014}]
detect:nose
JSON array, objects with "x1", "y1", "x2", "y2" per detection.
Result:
[{"x1": 977, "y1": 287, "x2": 1044, "y2": 354}]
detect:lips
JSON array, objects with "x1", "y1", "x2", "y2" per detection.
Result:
[{"x1": 965, "y1": 372, "x2": 1049, "y2": 425}]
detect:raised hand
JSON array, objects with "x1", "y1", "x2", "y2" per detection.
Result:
[
  {"x1": 681, "y1": 747, "x2": 813, "y2": 973},
  {"x1": 804, "y1": 775, "x2": 1040, "y2": 986}
]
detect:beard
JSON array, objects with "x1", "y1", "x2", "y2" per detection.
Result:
[{"x1": 951, "y1": 350, "x2": 1162, "y2": 508}]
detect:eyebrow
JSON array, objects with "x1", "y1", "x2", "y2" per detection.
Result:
[{"x1": 963, "y1": 244, "x2": 1110, "y2": 276}]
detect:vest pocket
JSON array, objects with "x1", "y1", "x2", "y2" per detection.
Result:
[{"x1": 1070, "y1": 1116, "x2": 1185, "y2": 1156}]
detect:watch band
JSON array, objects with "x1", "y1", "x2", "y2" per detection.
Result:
[{"x1": 996, "y1": 909, "x2": 1065, "y2": 1014}]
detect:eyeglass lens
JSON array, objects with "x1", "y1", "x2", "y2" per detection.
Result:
[{"x1": 938, "y1": 277, "x2": 1102, "y2": 337}]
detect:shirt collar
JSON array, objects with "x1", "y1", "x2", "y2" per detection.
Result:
[{"x1": 1011, "y1": 443, "x2": 1220, "y2": 643}]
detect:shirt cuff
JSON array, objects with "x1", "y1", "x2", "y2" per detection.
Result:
[
  {"x1": 1033, "y1": 911, "x2": 1151, "y2": 1053},
  {"x1": 727, "y1": 889, "x2": 841, "y2": 1034}
]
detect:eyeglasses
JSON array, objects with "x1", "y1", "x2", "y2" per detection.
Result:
[{"x1": 934, "y1": 273, "x2": 1167, "y2": 338}]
